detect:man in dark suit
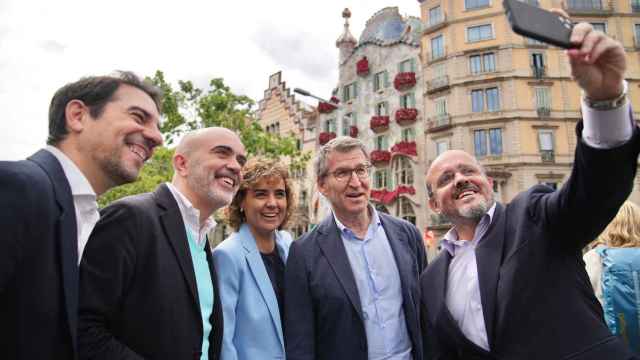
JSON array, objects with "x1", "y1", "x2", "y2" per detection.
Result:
[
  {"x1": 78, "y1": 127, "x2": 247, "y2": 360},
  {"x1": 420, "y1": 23, "x2": 640, "y2": 359},
  {"x1": 285, "y1": 137, "x2": 427, "y2": 360},
  {"x1": 0, "y1": 72, "x2": 163, "y2": 360}
]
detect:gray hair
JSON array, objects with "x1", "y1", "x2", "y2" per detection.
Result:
[{"x1": 314, "y1": 136, "x2": 369, "y2": 180}]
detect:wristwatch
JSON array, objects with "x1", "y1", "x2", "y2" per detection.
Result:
[{"x1": 583, "y1": 80, "x2": 628, "y2": 111}]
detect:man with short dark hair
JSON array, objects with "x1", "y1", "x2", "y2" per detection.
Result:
[
  {"x1": 285, "y1": 136, "x2": 427, "y2": 360},
  {"x1": 420, "y1": 23, "x2": 640, "y2": 359},
  {"x1": 0, "y1": 71, "x2": 163, "y2": 360},
  {"x1": 78, "y1": 127, "x2": 246, "y2": 360}
]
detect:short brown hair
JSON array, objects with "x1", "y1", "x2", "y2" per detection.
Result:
[{"x1": 224, "y1": 157, "x2": 295, "y2": 232}]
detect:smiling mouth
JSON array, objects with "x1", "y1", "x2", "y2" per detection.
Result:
[
  {"x1": 127, "y1": 143, "x2": 149, "y2": 162},
  {"x1": 262, "y1": 213, "x2": 279, "y2": 219},
  {"x1": 346, "y1": 193, "x2": 364, "y2": 199},
  {"x1": 218, "y1": 176, "x2": 236, "y2": 188}
]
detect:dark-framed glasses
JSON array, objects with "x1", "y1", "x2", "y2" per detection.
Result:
[{"x1": 330, "y1": 164, "x2": 372, "y2": 182}]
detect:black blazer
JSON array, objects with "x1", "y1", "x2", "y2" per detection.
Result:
[
  {"x1": 78, "y1": 184, "x2": 223, "y2": 360},
  {"x1": 0, "y1": 150, "x2": 79, "y2": 360},
  {"x1": 284, "y1": 212, "x2": 427, "y2": 360},
  {"x1": 420, "y1": 124, "x2": 640, "y2": 360}
]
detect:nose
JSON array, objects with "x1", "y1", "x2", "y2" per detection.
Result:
[
  {"x1": 265, "y1": 193, "x2": 277, "y2": 207},
  {"x1": 453, "y1": 172, "x2": 469, "y2": 187},
  {"x1": 346, "y1": 170, "x2": 363, "y2": 187},
  {"x1": 143, "y1": 122, "x2": 164, "y2": 150},
  {"x1": 225, "y1": 156, "x2": 242, "y2": 174}
]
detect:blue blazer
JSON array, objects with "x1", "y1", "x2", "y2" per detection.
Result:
[{"x1": 212, "y1": 223, "x2": 293, "y2": 360}]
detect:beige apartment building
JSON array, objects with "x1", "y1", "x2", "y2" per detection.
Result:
[{"x1": 419, "y1": 0, "x2": 640, "y2": 231}]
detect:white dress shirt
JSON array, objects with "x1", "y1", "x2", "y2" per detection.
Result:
[
  {"x1": 166, "y1": 182, "x2": 217, "y2": 246},
  {"x1": 440, "y1": 98, "x2": 633, "y2": 351},
  {"x1": 45, "y1": 146, "x2": 99, "y2": 264}
]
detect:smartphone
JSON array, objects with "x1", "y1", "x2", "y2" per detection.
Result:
[{"x1": 503, "y1": 0, "x2": 576, "y2": 48}]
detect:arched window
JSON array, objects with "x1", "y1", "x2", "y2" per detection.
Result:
[
  {"x1": 394, "y1": 157, "x2": 414, "y2": 186},
  {"x1": 398, "y1": 198, "x2": 416, "y2": 225}
]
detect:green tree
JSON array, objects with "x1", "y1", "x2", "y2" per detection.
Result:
[{"x1": 98, "y1": 71, "x2": 311, "y2": 207}]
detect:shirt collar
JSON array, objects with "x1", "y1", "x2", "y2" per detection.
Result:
[
  {"x1": 332, "y1": 205, "x2": 381, "y2": 238},
  {"x1": 441, "y1": 202, "x2": 497, "y2": 256},
  {"x1": 166, "y1": 182, "x2": 217, "y2": 238},
  {"x1": 45, "y1": 145, "x2": 96, "y2": 198}
]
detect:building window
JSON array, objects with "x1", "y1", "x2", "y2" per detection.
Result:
[
  {"x1": 395, "y1": 157, "x2": 414, "y2": 186},
  {"x1": 325, "y1": 118, "x2": 336, "y2": 133},
  {"x1": 567, "y1": 0, "x2": 603, "y2": 10},
  {"x1": 296, "y1": 139, "x2": 302, "y2": 151},
  {"x1": 590, "y1": 22, "x2": 606, "y2": 33},
  {"x1": 374, "y1": 135, "x2": 389, "y2": 151},
  {"x1": 433, "y1": 63, "x2": 446, "y2": 78},
  {"x1": 474, "y1": 128, "x2": 503, "y2": 156},
  {"x1": 635, "y1": 24, "x2": 640, "y2": 46},
  {"x1": 341, "y1": 113, "x2": 357, "y2": 136},
  {"x1": 342, "y1": 82, "x2": 358, "y2": 102},
  {"x1": 375, "y1": 102, "x2": 389, "y2": 116},
  {"x1": 398, "y1": 198, "x2": 416, "y2": 225},
  {"x1": 535, "y1": 87, "x2": 550, "y2": 108},
  {"x1": 373, "y1": 71, "x2": 389, "y2": 91},
  {"x1": 435, "y1": 98, "x2": 447, "y2": 116},
  {"x1": 467, "y1": 24, "x2": 493, "y2": 42},
  {"x1": 469, "y1": 52, "x2": 496, "y2": 74},
  {"x1": 374, "y1": 169, "x2": 391, "y2": 189},
  {"x1": 538, "y1": 130, "x2": 555, "y2": 162},
  {"x1": 431, "y1": 35, "x2": 445, "y2": 60},
  {"x1": 465, "y1": 0, "x2": 490, "y2": 10},
  {"x1": 633, "y1": 0, "x2": 640, "y2": 12},
  {"x1": 398, "y1": 58, "x2": 417, "y2": 73},
  {"x1": 400, "y1": 92, "x2": 416, "y2": 109},
  {"x1": 436, "y1": 139, "x2": 449, "y2": 156},
  {"x1": 401, "y1": 127, "x2": 416, "y2": 142},
  {"x1": 471, "y1": 87, "x2": 500, "y2": 112},
  {"x1": 429, "y1": 6, "x2": 443, "y2": 25}
]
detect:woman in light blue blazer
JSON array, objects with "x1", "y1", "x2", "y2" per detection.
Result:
[{"x1": 213, "y1": 157, "x2": 294, "y2": 360}]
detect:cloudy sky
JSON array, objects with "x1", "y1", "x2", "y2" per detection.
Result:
[{"x1": 0, "y1": 0, "x2": 419, "y2": 160}]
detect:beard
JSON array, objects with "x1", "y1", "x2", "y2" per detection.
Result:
[
  {"x1": 458, "y1": 198, "x2": 490, "y2": 222},
  {"x1": 187, "y1": 160, "x2": 236, "y2": 209},
  {"x1": 100, "y1": 147, "x2": 141, "y2": 187}
]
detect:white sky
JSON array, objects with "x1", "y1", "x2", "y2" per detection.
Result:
[{"x1": 0, "y1": 0, "x2": 419, "y2": 160}]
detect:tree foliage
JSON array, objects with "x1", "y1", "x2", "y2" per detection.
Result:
[{"x1": 98, "y1": 70, "x2": 311, "y2": 207}]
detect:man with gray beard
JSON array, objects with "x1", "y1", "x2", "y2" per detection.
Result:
[
  {"x1": 420, "y1": 23, "x2": 640, "y2": 360},
  {"x1": 78, "y1": 127, "x2": 246, "y2": 360}
]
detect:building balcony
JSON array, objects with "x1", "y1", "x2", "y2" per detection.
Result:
[
  {"x1": 537, "y1": 106, "x2": 551, "y2": 118},
  {"x1": 391, "y1": 141, "x2": 418, "y2": 157},
  {"x1": 349, "y1": 125, "x2": 358, "y2": 138},
  {"x1": 423, "y1": 14, "x2": 448, "y2": 34},
  {"x1": 370, "y1": 116, "x2": 390, "y2": 133},
  {"x1": 370, "y1": 150, "x2": 391, "y2": 166},
  {"x1": 394, "y1": 72, "x2": 417, "y2": 91},
  {"x1": 356, "y1": 56, "x2": 370, "y2": 77},
  {"x1": 370, "y1": 185, "x2": 416, "y2": 205},
  {"x1": 532, "y1": 66, "x2": 546, "y2": 79},
  {"x1": 541, "y1": 150, "x2": 555, "y2": 163},
  {"x1": 318, "y1": 102, "x2": 337, "y2": 114},
  {"x1": 318, "y1": 131, "x2": 336, "y2": 145},
  {"x1": 427, "y1": 75, "x2": 450, "y2": 94},
  {"x1": 633, "y1": 3, "x2": 640, "y2": 12},
  {"x1": 427, "y1": 114, "x2": 452, "y2": 133},
  {"x1": 395, "y1": 108, "x2": 418, "y2": 126},
  {"x1": 563, "y1": 0, "x2": 613, "y2": 15}
]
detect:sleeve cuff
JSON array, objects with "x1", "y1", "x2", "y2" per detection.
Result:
[{"x1": 581, "y1": 98, "x2": 633, "y2": 149}]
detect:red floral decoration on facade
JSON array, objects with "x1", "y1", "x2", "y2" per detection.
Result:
[
  {"x1": 356, "y1": 57, "x2": 370, "y2": 77},
  {"x1": 318, "y1": 132, "x2": 336, "y2": 145},
  {"x1": 370, "y1": 116, "x2": 390, "y2": 133},
  {"x1": 330, "y1": 96, "x2": 340, "y2": 104},
  {"x1": 395, "y1": 108, "x2": 418, "y2": 125},
  {"x1": 391, "y1": 141, "x2": 418, "y2": 156},
  {"x1": 370, "y1": 150, "x2": 391, "y2": 165},
  {"x1": 370, "y1": 185, "x2": 416, "y2": 205},
  {"x1": 394, "y1": 72, "x2": 417, "y2": 91},
  {"x1": 349, "y1": 126, "x2": 358, "y2": 138},
  {"x1": 318, "y1": 102, "x2": 337, "y2": 114}
]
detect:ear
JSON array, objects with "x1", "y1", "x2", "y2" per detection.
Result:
[
  {"x1": 65, "y1": 100, "x2": 89, "y2": 134},
  {"x1": 487, "y1": 176, "x2": 494, "y2": 190},
  {"x1": 173, "y1": 153, "x2": 189, "y2": 177},
  {"x1": 317, "y1": 177, "x2": 328, "y2": 197},
  {"x1": 428, "y1": 197, "x2": 440, "y2": 214}
]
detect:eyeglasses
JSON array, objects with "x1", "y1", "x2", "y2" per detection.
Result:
[{"x1": 328, "y1": 164, "x2": 372, "y2": 182}]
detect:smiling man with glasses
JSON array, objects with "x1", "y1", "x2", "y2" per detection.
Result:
[{"x1": 284, "y1": 136, "x2": 427, "y2": 360}]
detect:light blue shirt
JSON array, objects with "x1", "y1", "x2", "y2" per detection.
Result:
[
  {"x1": 334, "y1": 208, "x2": 412, "y2": 360},
  {"x1": 186, "y1": 229, "x2": 214, "y2": 360}
]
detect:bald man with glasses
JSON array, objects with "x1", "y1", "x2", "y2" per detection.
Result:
[{"x1": 284, "y1": 136, "x2": 427, "y2": 360}]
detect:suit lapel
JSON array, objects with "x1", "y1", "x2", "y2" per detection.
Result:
[
  {"x1": 427, "y1": 251, "x2": 452, "y2": 327},
  {"x1": 29, "y1": 150, "x2": 79, "y2": 353},
  {"x1": 475, "y1": 202, "x2": 506, "y2": 349},
  {"x1": 155, "y1": 184, "x2": 200, "y2": 309},
  {"x1": 316, "y1": 216, "x2": 363, "y2": 320},
  {"x1": 239, "y1": 225, "x2": 285, "y2": 348},
  {"x1": 206, "y1": 238, "x2": 223, "y2": 360}
]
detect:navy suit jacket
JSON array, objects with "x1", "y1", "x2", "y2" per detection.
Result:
[
  {"x1": 420, "y1": 124, "x2": 640, "y2": 360},
  {"x1": 0, "y1": 149, "x2": 79, "y2": 360},
  {"x1": 78, "y1": 184, "x2": 223, "y2": 360},
  {"x1": 284, "y1": 212, "x2": 427, "y2": 360}
]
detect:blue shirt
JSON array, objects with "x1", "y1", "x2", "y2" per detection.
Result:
[
  {"x1": 186, "y1": 229, "x2": 214, "y2": 360},
  {"x1": 334, "y1": 208, "x2": 412, "y2": 360}
]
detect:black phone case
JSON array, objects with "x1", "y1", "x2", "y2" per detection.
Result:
[{"x1": 503, "y1": 0, "x2": 575, "y2": 48}]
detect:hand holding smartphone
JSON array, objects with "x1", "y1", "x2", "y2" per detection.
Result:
[{"x1": 504, "y1": 0, "x2": 577, "y2": 48}]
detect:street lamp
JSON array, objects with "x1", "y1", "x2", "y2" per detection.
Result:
[{"x1": 294, "y1": 87, "x2": 332, "y2": 104}]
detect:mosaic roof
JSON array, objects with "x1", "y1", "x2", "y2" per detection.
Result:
[{"x1": 358, "y1": 7, "x2": 422, "y2": 47}]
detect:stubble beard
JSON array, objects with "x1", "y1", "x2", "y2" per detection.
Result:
[
  {"x1": 188, "y1": 163, "x2": 235, "y2": 210},
  {"x1": 442, "y1": 195, "x2": 494, "y2": 224},
  {"x1": 101, "y1": 147, "x2": 140, "y2": 187}
]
